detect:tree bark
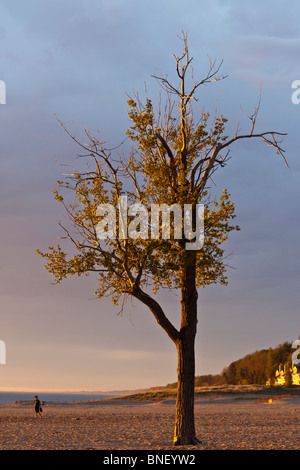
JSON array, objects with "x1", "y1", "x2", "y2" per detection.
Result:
[
  {"x1": 174, "y1": 331, "x2": 198, "y2": 445},
  {"x1": 173, "y1": 254, "x2": 200, "y2": 446}
]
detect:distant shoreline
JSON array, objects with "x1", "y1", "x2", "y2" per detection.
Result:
[{"x1": 2, "y1": 384, "x2": 299, "y2": 405}]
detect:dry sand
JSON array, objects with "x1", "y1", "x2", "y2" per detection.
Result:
[{"x1": 0, "y1": 393, "x2": 299, "y2": 450}]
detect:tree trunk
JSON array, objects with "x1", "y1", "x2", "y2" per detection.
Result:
[
  {"x1": 173, "y1": 331, "x2": 199, "y2": 445},
  {"x1": 173, "y1": 255, "x2": 200, "y2": 446}
]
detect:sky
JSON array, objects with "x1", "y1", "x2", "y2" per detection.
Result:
[{"x1": 0, "y1": 0, "x2": 300, "y2": 392}]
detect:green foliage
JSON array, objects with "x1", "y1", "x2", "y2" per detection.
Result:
[
  {"x1": 285, "y1": 363, "x2": 293, "y2": 388},
  {"x1": 266, "y1": 347, "x2": 276, "y2": 386},
  {"x1": 37, "y1": 35, "x2": 285, "y2": 324},
  {"x1": 222, "y1": 342, "x2": 294, "y2": 385},
  {"x1": 37, "y1": 46, "x2": 240, "y2": 308}
]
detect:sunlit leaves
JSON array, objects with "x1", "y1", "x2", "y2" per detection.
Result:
[{"x1": 37, "y1": 42, "x2": 240, "y2": 308}]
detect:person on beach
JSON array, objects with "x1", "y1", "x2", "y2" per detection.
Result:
[{"x1": 34, "y1": 395, "x2": 42, "y2": 418}]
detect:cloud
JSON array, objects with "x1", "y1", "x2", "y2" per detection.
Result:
[
  {"x1": 214, "y1": 35, "x2": 300, "y2": 88},
  {"x1": 223, "y1": 0, "x2": 300, "y2": 39},
  {"x1": 100, "y1": 349, "x2": 158, "y2": 361}
]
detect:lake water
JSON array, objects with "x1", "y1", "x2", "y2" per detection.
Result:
[{"x1": 0, "y1": 391, "x2": 116, "y2": 404}]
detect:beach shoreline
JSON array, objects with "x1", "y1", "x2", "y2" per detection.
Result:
[{"x1": 0, "y1": 392, "x2": 299, "y2": 450}]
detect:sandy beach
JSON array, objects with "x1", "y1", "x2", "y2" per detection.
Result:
[{"x1": 0, "y1": 392, "x2": 299, "y2": 450}]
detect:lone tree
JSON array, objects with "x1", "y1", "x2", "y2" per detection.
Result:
[{"x1": 37, "y1": 34, "x2": 287, "y2": 445}]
